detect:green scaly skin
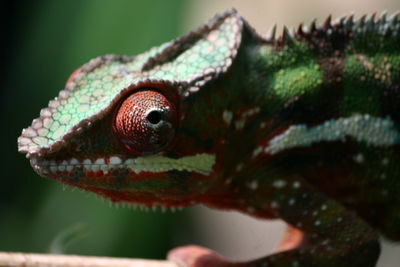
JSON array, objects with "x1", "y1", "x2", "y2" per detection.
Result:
[{"x1": 18, "y1": 9, "x2": 400, "y2": 267}]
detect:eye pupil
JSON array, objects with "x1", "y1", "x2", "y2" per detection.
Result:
[{"x1": 147, "y1": 110, "x2": 162, "y2": 125}]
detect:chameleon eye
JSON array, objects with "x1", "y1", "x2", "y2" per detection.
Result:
[{"x1": 112, "y1": 89, "x2": 178, "y2": 155}]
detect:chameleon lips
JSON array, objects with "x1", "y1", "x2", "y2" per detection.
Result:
[{"x1": 30, "y1": 153, "x2": 216, "y2": 177}]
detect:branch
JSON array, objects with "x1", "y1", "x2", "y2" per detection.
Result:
[{"x1": 0, "y1": 252, "x2": 178, "y2": 267}]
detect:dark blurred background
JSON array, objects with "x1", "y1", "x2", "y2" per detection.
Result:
[{"x1": 1, "y1": 1, "x2": 400, "y2": 266}]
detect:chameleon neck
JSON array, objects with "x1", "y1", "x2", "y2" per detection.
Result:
[{"x1": 251, "y1": 34, "x2": 400, "y2": 122}]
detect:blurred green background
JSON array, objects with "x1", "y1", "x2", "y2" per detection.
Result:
[
  {"x1": 1, "y1": 0, "x2": 192, "y2": 259},
  {"x1": 1, "y1": 0, "x2": 400, "y2": 266}
]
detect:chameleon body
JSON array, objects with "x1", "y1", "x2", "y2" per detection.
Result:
[{"x1": 18, "y1": 9, "x2": 400, "y2": 267}]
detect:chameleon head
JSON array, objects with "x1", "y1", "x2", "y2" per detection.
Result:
[
  {"x1": 17, "y1": 9, "x2": 248, "y2": 208},
  {"x1": 20, "y1": 82, "x2": 219, "y2": 208}
]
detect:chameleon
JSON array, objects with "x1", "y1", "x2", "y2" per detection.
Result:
[{"x1": 18, "y1": 8, "x2": 400, "y2": 267}]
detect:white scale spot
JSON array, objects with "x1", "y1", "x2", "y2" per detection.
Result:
[
  {"x1": 321, "y1": 204, "x2": 327, "y2": 211},
  {"x1": 293, "y1": 181, "x2": 301, "y2": 188},
  {"x1": 235, "y1": 163, "x2": 243, "y2": 172},
  {"x1": 92, "y1": 165, "x2": 100, "y2": 171},
  {"x1": 222, "y1": 110, "x2": 233, "y2": 125},
  {"x1": 109, "y1": 156, "x2": 122, "y2": 165},
  {"x1": 58, "y1": 165, "x2": 66, "y2": 172},
  {"x1": 242, "y1": 107, "x2": 260, "y2": 117},
  {"x1": 95, "y1": 158, "x2": 105, "y2": 164},
  {"x1": 272, "y1": 180, "x2": 287, "y2": 188},
  {"x1": 247, "y1": 180, "x2": 259, "y2": 190},
  {"x1": 382, "y1": 158, "x2": 389, "y2": 165},
  {"x1": 83, "y1": 159, "x2": 92, "y2": 165},
  {"x1": 321, "y1": 239, "x2": 330, "y2": 245},
  {"x1": 252, "y1": 146, "x2": 263, "y2": 158},
  {"x1": 353, "y1": 153, "x2": 364, "y2": 163},
  {"x1": 233, "y1": 107, "x2": 261, "y2": 131},
  {"x1": 288, "y1": 198, "x2": 296, "y2": 205},
  {"x1": 314, "y1": 220, "x2": 321, "y2": 226},
  {"x1": 271, "y1": 201, "x2": 279, "y2": 208},
  {"x1": 234, "y1": 119, "x2": 246, "y2": 130},
  {"x1": 337, "y1": 217, "x2": 343, "y2": 222}
]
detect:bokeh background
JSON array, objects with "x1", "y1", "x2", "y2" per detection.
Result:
[{"x1": 1, "y1": 1, "x2": 399, "y2": 266}]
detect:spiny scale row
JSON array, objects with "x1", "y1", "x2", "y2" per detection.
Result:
[
  {"x1": 68, "y1": 187, "x2": 188, "y2": 212},
  {"x1": 265, "y1": 11, "x2": 400, "y2": 43},
  {"x1": 106, "y1": 202, "x2": 185, "y2": 213}
]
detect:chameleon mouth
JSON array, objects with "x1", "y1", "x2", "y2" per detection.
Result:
[{"x1": 30, "y1": 153, "x2": 216, "y2": 176}]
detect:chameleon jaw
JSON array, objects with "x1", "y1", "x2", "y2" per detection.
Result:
[{"x1": 30, "y1": 153, "x2": 216, "y2": 177}]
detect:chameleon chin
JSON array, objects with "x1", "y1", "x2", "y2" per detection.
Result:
[{"x1": 19, "y1": 9, "x2": 400, "y2": 267}]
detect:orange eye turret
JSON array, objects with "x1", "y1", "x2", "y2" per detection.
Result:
[{"x1": 113, "y1": 89, "x2": 178, "y2": 155}]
